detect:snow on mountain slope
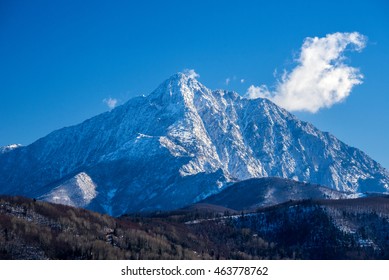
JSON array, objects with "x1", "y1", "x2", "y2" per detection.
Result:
[
  {"x1": 39, "y1": 172, "x2": 97, "y2": 207},
  {"x1": 0, "y1": 144, "x2": 22, "y2": 154},
  {"x1": 0, "y1": 73, "x2": 388, "y2": 215}
]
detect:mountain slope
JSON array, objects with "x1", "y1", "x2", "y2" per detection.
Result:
[
  {"x1": 0, "y1": 195, "x2": 200, "y2": 260},
  {"x1": 0, "y1": 144, "x2": 22, "y2": 154},
  {"x1": 2, "y1": 195, "x2": 389, "y2": 260},
  {"x1": 199, "y1": 177, "x2": 352, "y2": 211},
  {"x1": 0, "y1": 73, "x2": 388, "y2": 215}
]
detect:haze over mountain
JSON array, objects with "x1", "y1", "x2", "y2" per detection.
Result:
[{"x1": 0, "y1": 73, "x2": 388, "y2": 216}]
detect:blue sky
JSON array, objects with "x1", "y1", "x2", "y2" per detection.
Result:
[{"x1": 0, "y1": 0, "x2": 388, "y2": 168}]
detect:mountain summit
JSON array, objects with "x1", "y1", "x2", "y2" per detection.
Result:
[{"x1": 1, "y1": 73, "x2": 388, "y2": 215}]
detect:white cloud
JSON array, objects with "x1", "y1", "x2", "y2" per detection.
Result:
[
  {"x1": 103, "y1": 97, "x2": 118, "y2": 110},
  {"x1": 246, "y1": 85, "x2": 271, "y2": 99},
  {"x1": 226, "y1": 77, "x2": 231, "y2": 85},
  {"x1": 240, "y1": 79, "x2": 245, "y2": 83},
  {"x1": 183, "y1": 69, "x2": 200, "y2": 79},
  {"x1": 246, "y1": 32, "x2": 367, "y2": 113}
]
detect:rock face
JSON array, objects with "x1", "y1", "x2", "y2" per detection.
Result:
[{"x1": 0, "y1": 73, "x2": 388, "y2": 215}]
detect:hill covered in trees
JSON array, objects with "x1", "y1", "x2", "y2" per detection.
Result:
[{"x1": 1, "y1": 195, "x2": 389, "y2": 259}]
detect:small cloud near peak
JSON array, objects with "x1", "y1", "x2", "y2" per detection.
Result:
[
  {"x1": 103, "y1": 97, "x2": 118, "y2": 110},
  {"x1": 183, "y1": 69, "x2": 200, "y2": 79}
]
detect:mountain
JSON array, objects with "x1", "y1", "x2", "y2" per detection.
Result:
[
  {"x1": 198, "y1": 177, "x2": 355, "y2": 211},
  {"x1": 0, "y1": 73, "x2": 388, "y2": 215},
  {"x1": 39, "y1": 172, "x2": 97, "y2": 208},
  {"x1": 0, "y1": 144, "x2": 22, "y2": 154}
]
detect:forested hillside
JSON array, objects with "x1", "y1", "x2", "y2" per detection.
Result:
[{"x1": 1, "y1": 195, "x2": 389, "y2": 259}]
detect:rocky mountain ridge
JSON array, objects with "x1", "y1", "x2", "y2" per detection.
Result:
[{"x1": 0, "y1": 73, "x2": 388, "y2": 215}]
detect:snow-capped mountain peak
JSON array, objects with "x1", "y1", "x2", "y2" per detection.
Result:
[{"x1": 0, "y1": 73, "x2": 388, "y2": 215}]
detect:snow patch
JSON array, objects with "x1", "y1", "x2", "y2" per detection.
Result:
[
  {"x1": 159, "y1": 136, "x2": 189, "y2": 157},
  {"x1": 40, "y1": 172, "x2": 97, "y2": 207},
  {"x1": 0, "y1": 144, "x2": 22, "y2": 153}
]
